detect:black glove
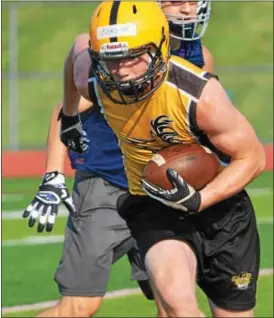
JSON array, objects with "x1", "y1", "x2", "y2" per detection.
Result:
[
  {"x1": 59, "y1": 110, "x2": 89, "y2": 153},
  {"x1": 23, "y1": 171, "x2": 77, "y2": 232},
  {"x1": 141, "y1": 168, "x2": 201, "y2": 214}
]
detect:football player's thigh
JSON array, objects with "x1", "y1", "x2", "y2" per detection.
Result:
[
  {"x1": 54, "y1": 209, "x2": 117, "y2": 296},
  {"x1": 145, "y1": 239, "x2": 198, "y2": 298},
  {"x1": 55, "y1": 173, "x2": 130, "y2": 296},
  {"x1": 199, "y1": 196, "x2": 260, "y2": 317}
]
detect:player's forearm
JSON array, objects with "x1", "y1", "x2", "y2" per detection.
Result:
[
  {"x1": 199, "y1": 154, "x2": 265, "y2": 211},
  {"x1": 46, "y1": 103, "x2": 67, "y2": 173},
  {"x1": 62, "y1": 46, "x2": 80, "y2": 116}
]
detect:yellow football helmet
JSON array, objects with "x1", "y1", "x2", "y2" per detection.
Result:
[{"x1": 89, "y1": 1, "x2": 170, "y2": 104}]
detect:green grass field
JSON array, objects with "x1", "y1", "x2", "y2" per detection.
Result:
[
  {"x1": 2, "y1": 2, "x2": 273, "y2": 148},
  {"x1": 3, "y1": 276, "x2": 274, "y2": 318},
  {"x1": 1, "y1": 2, "x2": 273, "y2": 316},
  {"x1": 2, "y1": 172, "x2": 273, "y2": 317}
]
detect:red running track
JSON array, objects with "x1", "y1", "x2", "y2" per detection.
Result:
[{"x1": 2, "y1": 144, "x2": 273, "y2": 178}]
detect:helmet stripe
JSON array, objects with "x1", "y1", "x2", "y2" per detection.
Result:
[{"x1": 109, "y1": 1, "x2": 121, "y2": 42}]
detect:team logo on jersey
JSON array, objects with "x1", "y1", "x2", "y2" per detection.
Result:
[
  {"x1": 122, "y1": 115, "x2": 183, "y2": 152},
  {"x1": 150, "y1": 115, "x2": 182, "y2": 145},
  {"x1": 231, "y1": 272, "x2": 252, "y2": 290}
]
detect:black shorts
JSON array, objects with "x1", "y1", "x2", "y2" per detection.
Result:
[{"x1": 117, "y1": 190, "x2": 260, "y2": 311}]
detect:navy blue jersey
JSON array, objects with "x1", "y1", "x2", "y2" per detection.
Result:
[
  {"x1": 68, "y1": 107, "x2": 127, "y2": 188},
  {"x1": 171, "y1": 38, "x2": 204, "y2": 68}
]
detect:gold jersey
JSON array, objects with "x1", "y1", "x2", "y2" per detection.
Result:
[{"x1": 88, "y1": 56, "x2": 216, "y2": 195}]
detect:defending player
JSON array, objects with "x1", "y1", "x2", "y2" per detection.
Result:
[
  {"x1": 23, "y1": 36, "x2": 155, "y2": 317},
  {"x1": 60, "y1": 2, "x2": 265, "y2": 317},
  {"x1": 160, "y1": 1, "x2": 213, "y2": 71}
]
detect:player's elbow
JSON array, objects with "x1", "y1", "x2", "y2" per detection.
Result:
[
  {"x1": 51, "y1": 102, "x2": 63, "y2": 120},
  {"x1": 257, "y1": 150, "x2": 266, "y2": 173},
  {"x1": 74, "y1": 33, "x2": 89, "y2": 43},
  {"x1": 252, "y1": 145, "x2": 266, "y2": 177},
  {"x1": 202, "y1": 45, "x2": 214, "y2": 73}
]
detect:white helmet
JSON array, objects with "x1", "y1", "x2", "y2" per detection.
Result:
[{"x1": 160, "y1": 1, "x2": 212, "y2": 41}]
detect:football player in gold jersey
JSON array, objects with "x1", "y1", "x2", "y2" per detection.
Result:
[
  {"x1": 34, "y1": 3, "x2": 216, "y2": 318},
  {"x1": 59, "y1": 2, "x2": 265, "y2": 317}
]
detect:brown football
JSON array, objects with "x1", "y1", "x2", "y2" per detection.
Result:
[{"x1": 142, "y1": 144, "x2": 220, "y2": 190}]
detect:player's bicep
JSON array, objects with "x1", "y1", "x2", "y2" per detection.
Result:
[
  {"x1": 206, "y1": 112, "x2": 258, "y2": 161},
  {"x1": 78, "y1": 96, "x2": 93, "y2": 112},
  {"x1": 196, "y1": 79, "x2": 263, "y2": 160}
]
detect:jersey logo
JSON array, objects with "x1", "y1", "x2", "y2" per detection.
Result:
[
  {"x1": 122, "y1": 115, "x2": 183, "y2": 152},
  {"x1": 150, "y1": 115, "x2": 182, "y2": 145}
]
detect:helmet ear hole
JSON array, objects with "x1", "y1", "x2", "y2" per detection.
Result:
[{"x1": 133, "y1": 4, "x2": 137, "y2": 14}]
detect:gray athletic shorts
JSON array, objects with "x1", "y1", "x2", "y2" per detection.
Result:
[{"x1": 54, "y1": 171, "x2": 148, "y2": 297}]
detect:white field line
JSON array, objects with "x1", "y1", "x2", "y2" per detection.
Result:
[
  {"x1": 2, "y1": 194, "x2": 25, "y2": 202},
  {"x1": 257, "y1": 216, "x2": 273, "y2": 224},
  {"x1": 1, "y1": 186, "x2": 273, "y2": 247},
  {"x1": 2, "y1": 268, "x2": 273, "y2": 314},
  {"x1": 247, "y1": 187, "x2": 273, "y2": 196},
  {"x1": 1, "y1": 215, "x2": 273, "y2": 247},
  {"x1": 1, "y1": 186, "x2": 273, "y2": 221},
  {"x1": 2, "y1": 212, "x2": 273, "y2": 223},
  {"x1": 1, "y1": 288, "x2": 142, "y2": 314},
  {"x1": 2, "y1": 186, "x2": 272, "y2": 206},
  {"x1": 2, "y1": 236, "x2": 64, "y2": 247},
  {"x1": 5, "y1": 210, "x2": 273, "y2": 222},
  {"x1": 2, "y1": 215, "x2": 273, "y2": 247},
  {"x1": 2, "y1": 206, "x2": 68, "y2": 220},
  {"x1": 2, "y1": 217, "x2": 273, "y2": 247}
]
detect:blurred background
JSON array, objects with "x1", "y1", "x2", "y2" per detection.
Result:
[
  {"x1": 2, "y1": 1, "x2": 273, "y2": 317},
  {"x1": 2, "y1": 2, "x2": 273, "y2": 150}
]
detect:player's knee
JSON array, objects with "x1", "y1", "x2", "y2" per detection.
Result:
[
  {"x1": 164, "y1": 297, "x2": 204, "y2": 318},
  {"x1": 167, "y1": 306, "x2": 205, "y2": 317},
  {"x1": 154, "y1": 296, "x2": 167, "y2": 317},
  {"x1": 69, "y1": 302, "x2": 97, "y2": 317},
  {"x1": 161, "y1": 284, "x2": 196, "y2": 305},
  {"x1": 156, "y1": 307, "x2": 168, "y2": 318},
  {"x1": 161, "y1": 291, "x2": 200, "y2": 317},
  {"x1": 58, "y1": 296, "x2": 102, "y2": 317}
]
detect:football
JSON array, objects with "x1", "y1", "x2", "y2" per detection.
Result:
[{"x1": 142, "y1": 144, "x2": 220, "y2": 190}]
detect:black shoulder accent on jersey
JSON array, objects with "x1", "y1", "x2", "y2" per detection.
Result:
[{"x1": 168, "y1": 60, "x2": 208, "y2": 99}]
